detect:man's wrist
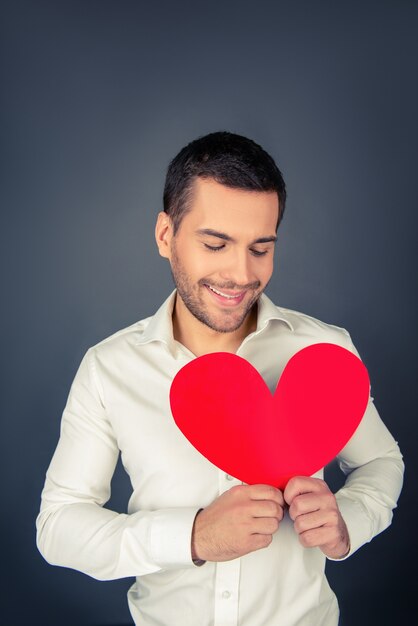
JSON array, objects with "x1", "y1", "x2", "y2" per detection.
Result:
[
  {"x1": 335, "y1": 538, "x2": 351, "y2": 559},
  {"x1": 191, "y1": 508, "x2": 206, "y2": 566}
]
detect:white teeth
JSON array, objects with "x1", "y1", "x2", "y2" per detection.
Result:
[{"x1": 207, "y1": 285, "x2": 242, "y2": 299}]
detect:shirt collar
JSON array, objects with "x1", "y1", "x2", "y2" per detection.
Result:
[
  {"x1": 135, "y1": 289, "x2": 294, "y2": 349},
  {"x1": 255, "y1": 291, "x2": 294, "y2": 333},
  {"x1": 135, "y1": 290, "x2": 178, "y2": 348}
]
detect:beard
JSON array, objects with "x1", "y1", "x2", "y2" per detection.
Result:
[{"x1": 170, "y1": 242, "x2": 264, "y2": 334}]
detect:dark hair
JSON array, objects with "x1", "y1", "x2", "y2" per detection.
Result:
[{"x1": 163, "y1": 131, "x2": 286, "y2": 233}]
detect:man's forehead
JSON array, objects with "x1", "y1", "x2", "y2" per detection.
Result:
[{"x1": 186, "y1": 178, "x2": 279, "y2": 232}]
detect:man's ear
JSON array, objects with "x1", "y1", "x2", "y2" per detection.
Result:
[{"x1": 155, "y1": 211, "x2": 174, "y2": 259}]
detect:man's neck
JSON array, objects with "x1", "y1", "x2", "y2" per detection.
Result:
[{"x1": 172, "y1": 296, "x2": 258, "y2": 357}]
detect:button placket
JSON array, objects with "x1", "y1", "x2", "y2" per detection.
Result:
[
  {"x1": 218, "y1": 469, "x2": 238, "y2": 495},
  {"x1": 213, "y1": 559, "x2": 241, "y2": 625}
]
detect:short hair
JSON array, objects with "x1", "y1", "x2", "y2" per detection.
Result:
[{"x1": 163, "y1": 131, "x2": 286, "y2": 234}]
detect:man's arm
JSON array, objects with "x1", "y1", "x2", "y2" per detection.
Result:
[
  {"x1": 36, "y1": 350, "x2": 201, "y2": 580},
  {"x1": 330, "y1": 406, "x2": 404, "y2": 559}
]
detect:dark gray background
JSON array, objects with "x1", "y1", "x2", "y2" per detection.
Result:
[{"x1": 1, "y1": 1, "x2": 417, "y2": 624}]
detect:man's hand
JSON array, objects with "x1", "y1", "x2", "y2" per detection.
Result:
[
  {"x1": 191, "y1": 484, "x2": 284, "y2": 562},
  {"x1": 284, "y1": 476, "x2": 350, "y2": 559}
]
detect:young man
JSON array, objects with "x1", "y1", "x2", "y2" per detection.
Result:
[{"x1": 37, "y1": 132, "x2": 404, "y2": 625}]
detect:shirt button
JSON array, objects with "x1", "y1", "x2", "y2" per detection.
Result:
[
  {"x1": 225, "y1": 474, "x2": 234, "y2": 481},
  {"x1": 222, "y1": 591, "x2": 231, "y2": 599}
]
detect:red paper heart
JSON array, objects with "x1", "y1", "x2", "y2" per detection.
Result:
[{"x1": 170, "y1": 343, "x2": 369, "y2": 489}]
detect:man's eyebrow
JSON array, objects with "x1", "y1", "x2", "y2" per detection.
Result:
[
  {"x1": 252, "y1": 236, "x2": 277, "y2": 244},
  {"x1": 196, "y1": 228, "x2": 234, "y2": 241},
  {"x1": 196, "y1": 228, "x2": 277, "y2": 245}
]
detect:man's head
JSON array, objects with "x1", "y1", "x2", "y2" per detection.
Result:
[
  {"x1": 163, "y1": 131, "x2": 286, "y2": 235},
  {"x1": 156, "y1": 131, "x2": 286, "y2": 337}
]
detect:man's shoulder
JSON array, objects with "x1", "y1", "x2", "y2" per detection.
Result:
[
  {"x1": 269, "y1": 301, "x2": 351, "y2": 344},
  {"x1": 88, "y1": 313, "x2": 154, "y2": 356},
  {"x1": 87, "y1": 291, "x2": 176, "y2": 360}
]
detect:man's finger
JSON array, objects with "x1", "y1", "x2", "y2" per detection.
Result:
[
  {"x1": 284, "y1": 476, "x2": 328, "y2": 506},
  {"x1": 252, "y1": 499, "x2": 284, "y2": 520},
  {"x1": 293, "y1": 509, "x2": 327, "y2": 534},
  {"x1": 252, "y1": 516, "x2": 280, "y2": 535},
  {"x1": 248, "y1": 484, "x2": 285, "y2": 507},
  {"x1": 288, "y1": 493, "x2": 324, "y2": 520}
]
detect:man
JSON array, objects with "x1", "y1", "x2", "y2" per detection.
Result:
[{"x1": 37, "y1": 131, "x2": 404, "y2": 625}]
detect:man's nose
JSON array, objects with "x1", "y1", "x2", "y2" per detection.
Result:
[{"x1": 220, "y1": 249, "x2": 253, "y2": 287}]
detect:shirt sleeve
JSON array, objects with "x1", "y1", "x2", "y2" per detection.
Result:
[
  {"x1": 36, "y1": 349, "x2": 201, "y2": 581},
  {"x1": 327, "y1": 331, "x2": 404, "y2": 561}
]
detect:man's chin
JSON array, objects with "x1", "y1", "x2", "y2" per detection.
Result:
[{"x1": 201, "y1": 309, "x2": 253, "y2": 334}]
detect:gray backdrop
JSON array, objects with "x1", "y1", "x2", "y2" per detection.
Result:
[{"x1": 1, "y1": 1, "x2": 417, "y2": 624}]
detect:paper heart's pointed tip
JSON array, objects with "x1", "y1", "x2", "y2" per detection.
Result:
[{"x1": 170, "y1": 346, "x2": 369, "y2": 486}]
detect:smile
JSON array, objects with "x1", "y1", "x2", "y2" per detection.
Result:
[
  {"x1": 205, "y1": 284, "x2": 244, "y2": 299},
  {"x1": 204, "y1": 284, "x2": 247, "y2": 306}
]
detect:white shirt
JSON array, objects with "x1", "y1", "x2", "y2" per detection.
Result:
[{"x1": 36, "y1": 291, "x2": 404, "y2": 626}]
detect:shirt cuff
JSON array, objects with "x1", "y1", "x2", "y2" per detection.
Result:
[
  {"x1": 148, "y1": 507, "x2": 202, "y2": 569},
  {"x1": 327, "y1": 491, "x2": 374, "y2": 561}
]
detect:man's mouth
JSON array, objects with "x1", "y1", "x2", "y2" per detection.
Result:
[
  {"x1": 205, "y1": 284, "x2": 244, "y2": 299},
  {"x1": 203, "y1": 283, "x2": 247, "y2": 305}
]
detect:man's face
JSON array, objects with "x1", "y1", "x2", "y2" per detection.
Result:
[{"x1": 157, "y1": 178, "x2": 279, "y2": 334}]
